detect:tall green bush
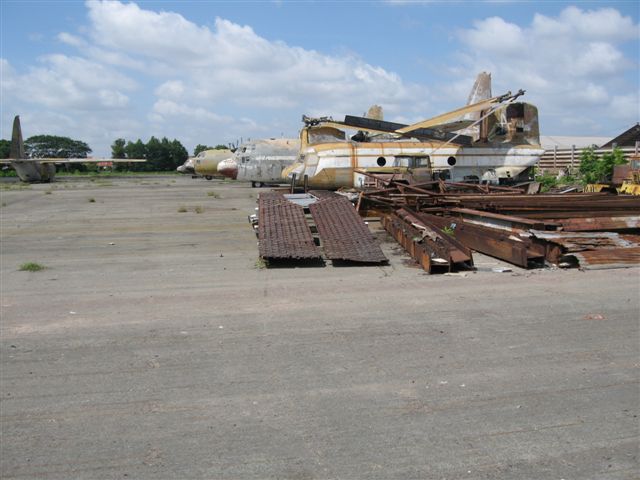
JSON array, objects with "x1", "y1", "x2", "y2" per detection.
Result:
[{"x1": 579, "y1": 147, "x2": 626, "y2": 184}]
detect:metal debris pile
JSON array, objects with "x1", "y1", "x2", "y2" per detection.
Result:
[
  {"x1": 253, "y1": 191, "x2": 387, "y2": 266},
  {"x1": 359, "y1": 178, "x2": 640, "y2": 272}
]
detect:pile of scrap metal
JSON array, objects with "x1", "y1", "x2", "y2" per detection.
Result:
[
  {"x1": 358, "y1": 177, "x2": 640, "y2": 272},
  {"x1": 251, "y1": 191, "x2": 387, "y2": 266}
]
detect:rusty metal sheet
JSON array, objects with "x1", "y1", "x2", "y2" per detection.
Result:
[
  {"x1": 556, "y1": 216, "x2": 640, "y2": 232},
  {"x1": 258, "y1": 193, "x2": 321, "y2": 261},
  {"x1": 310, "y1": 197, "x2": 387, "y2": 264},
  {"x1": 564, "y1": 247, "x2": 640, "y2": 269}
]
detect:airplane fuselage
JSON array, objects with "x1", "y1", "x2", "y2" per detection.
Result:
[
  {"x1": 12, "y1": 161, "x2": 56, "y2": 182},
  {"x1": 218, "y1": 139, "x2": 299, "y2": 186},
  {"x1": 284, "y1": 141, "x2": 545, "y2": 189}
]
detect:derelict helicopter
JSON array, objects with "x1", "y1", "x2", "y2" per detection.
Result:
[{"x1": 282, "y1": 73, "x2": 544, "y2": 190}]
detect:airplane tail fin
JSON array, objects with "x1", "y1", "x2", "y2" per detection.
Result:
[
  {"x1": 466, "y1": 72, "x2": 492, "y2": 106},
  {"x1": 10, "y1": 115, "x2": 25, "y2": 159},
  {"x1": 365, "y1": 105, "x2": 383, "y2": 121},
  {"x1": 462, "y1": 72, "x2": 492, "y2": 140}
]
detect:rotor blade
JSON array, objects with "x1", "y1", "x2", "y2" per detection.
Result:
[{"x1": 396, "y1": 90, "x2": 523, "y2": 134}]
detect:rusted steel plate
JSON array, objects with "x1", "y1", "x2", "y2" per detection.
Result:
[
  {"x1": 564, "y1": 247, "x2": 640, "y2": 269},
  {"x1": 556, "y1": 216, "x2": 640, "y2": 232},
  {"x1": 258, "y1": 193, "x2": 321, "y2": 261},
  {"x1": 310, "y1": 197, "x2": 387, "y2": 263}
]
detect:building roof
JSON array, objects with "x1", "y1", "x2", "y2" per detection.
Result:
[
  {"x1": 600, "y1": 123, "x2": 640, "y2": 148},
  {"x1": 539, "y1": 135, "x2": 609, "y2": 150}
]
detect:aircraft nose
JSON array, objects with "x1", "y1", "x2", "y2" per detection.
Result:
[{"x1": 218, "y1": 165, "x2": 238, "y2": 180}]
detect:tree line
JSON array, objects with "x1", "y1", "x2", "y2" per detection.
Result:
[
  {"x1": 110, "y1": 137, "x2": 188, "y2": 171},
  {"x1": 0, "y1": 134, "x2": 211, "y2": 172}
]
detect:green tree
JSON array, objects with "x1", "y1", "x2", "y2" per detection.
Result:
[
  {"x1": 214, "y1": 144, "x2": 228, "y2": 150},
  {"x1": 170, "y1": 139, "x2": 189, "y2": 166},
  {"x1": 111, "y1": 138, "x2": 126, "y2": 159},
  {"x1": 0, "y1": 139, "x2": 10, "y2": 159},
  {"x1": 194, "y1": 144, "x2": 213, "y2": 156},
  {"x1": 25, "y1": 135, "x2": 91, "y2": 158},
  {"x1": 114, "y1": 136, "x2": 188, "y2": 172},
  {"x1": 579, "y1": 146, "x2": 627, "y2": 184}
]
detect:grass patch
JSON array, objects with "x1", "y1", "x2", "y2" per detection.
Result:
[
  {"x1": 0, "y1": 184, "x2": 32, "y2": 191},
  {"x1": 19, "y1": 262, "x2": 47, "y2": 272},
  {"x1": 88, "y1": 197, "x2": 96, "y2": 203},
  {"x1": 254, "y1": 258, "x2": 268, "y2": 269},
  {"x1": 44, "y1": 189, "x2": 53, "y2": 195},
  {"x1": 178, "y1": 206, "x2": 188, "y2": 213},
  {"x1": 194, "y1": 206, "x2": 204, "y2": 214},
  {"x1": 207, "y1": 191, "x2": 220, "y2": 198}
]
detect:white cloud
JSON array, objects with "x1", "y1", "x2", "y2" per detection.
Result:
[
  {"x1": 82, "y1": 1, "x2": 428, "y2": 116},
  {"x1": 3, "y1": 1, "x2": 638, "y2": 155},
  {"x1": 2, "y1": 54, "x2": 136, "y2": 111},
  {"x1": 455, "y1": 5, "x2": 639, "y2": 134}
]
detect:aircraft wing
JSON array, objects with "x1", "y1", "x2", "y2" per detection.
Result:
[{"x1": 3, "y1": 158, "x2": 146, "y2": 164}]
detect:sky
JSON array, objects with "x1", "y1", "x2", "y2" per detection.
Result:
[{"x1": 1, "y1": 0, "x2": 638, "y2": 157}]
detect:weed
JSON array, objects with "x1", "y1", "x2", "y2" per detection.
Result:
[
  {"x1": 44, "y1": 189, "x2": 53, "y2": 195},
  {"x1": 19, "y1": 262, "x2": 47, "y2": 272},
  {"x1": 254, "y1": 258, "x2": 268, "y2": 269},
  {"x1": 88, "y1": 198, "x2": 96, "y2": 203},
  {"x1": 194, "y1": 206, "x2": 204, "y2": 214},
  {"x1": 442, "y1": 226, "x2": 455, "y2": 237},
  {"x1": 178, "y1": 206, "x2": 188, "y2": 213},
  {"x1": 207, "y1": 191, "x2": 220, "y2": 198}
]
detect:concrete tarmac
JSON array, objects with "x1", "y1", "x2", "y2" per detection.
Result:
[{"x1": 1, "y1": 176, "x2": 638, "y2": 479}]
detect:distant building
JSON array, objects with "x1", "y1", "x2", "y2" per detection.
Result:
[
  {"x1": 538, "y1": 123, "x2": 640, "y2": 172},
  {"x1": 539, "y1": 135, "x2": 609, "y2": 150},
  {"x1": 600, "y1": 123, "x2": 640, "y2": 149}
]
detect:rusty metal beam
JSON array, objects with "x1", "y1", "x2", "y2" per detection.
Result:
[
  {"x1": 382, "y1": 209, "x2": 473, "y2": 273},
  {"x1": 415, "y1": 212, "x2": 547, "y2": 268}
]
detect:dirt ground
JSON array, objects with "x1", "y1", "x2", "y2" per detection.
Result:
[{"x1": 1, "y1": 175, "x2": 638, "y2": 479}]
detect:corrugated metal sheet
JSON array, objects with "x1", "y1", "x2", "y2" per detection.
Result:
[{"x1": 310, "y1": 197, "x2": 387, "y2": 264}]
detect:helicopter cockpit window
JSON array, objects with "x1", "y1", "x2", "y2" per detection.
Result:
[
  {"x1": 415, "y1": 156, "x2": 430, "y2": 167},
  {"x1": 395, "y1": 155, "x2": 430, "y2": 168}
]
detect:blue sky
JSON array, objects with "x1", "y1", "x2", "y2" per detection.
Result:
[{"x1": 1, "y1": 0, "x2": 638, "y2": 156}]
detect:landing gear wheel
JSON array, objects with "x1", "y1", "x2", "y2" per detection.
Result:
[
  {"x1": 251, "y1": 181, "x2": 257, "y2": 188},
  {"x1": 205, "y1": 175, "x2": 213, "y2": 180}
]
